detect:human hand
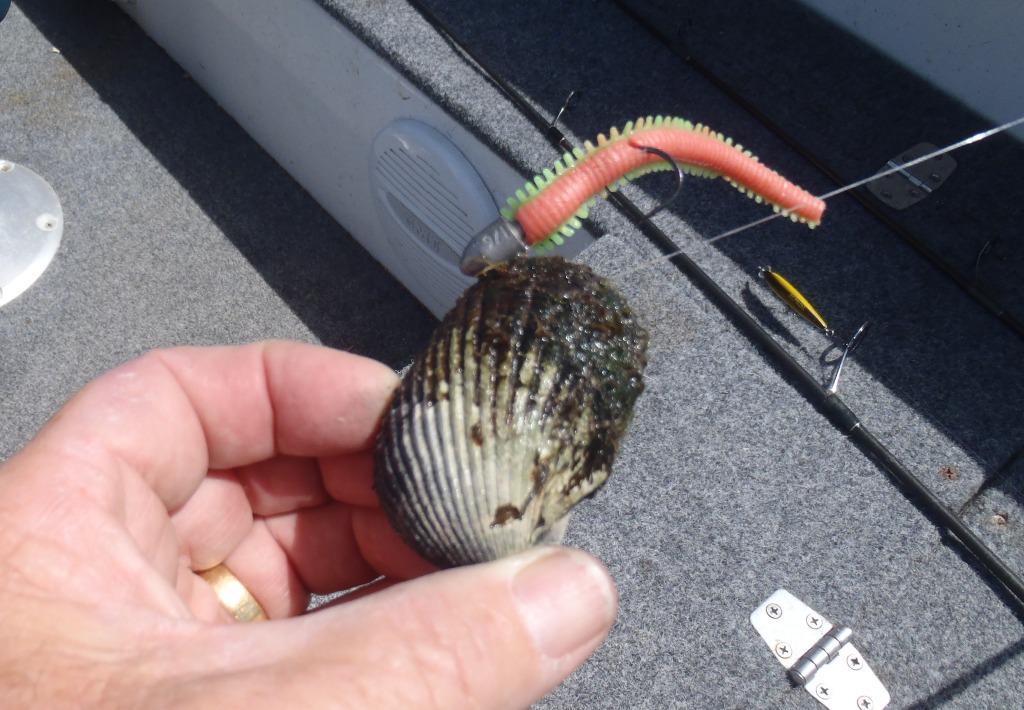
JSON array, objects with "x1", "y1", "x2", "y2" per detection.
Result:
[{"x1": 0, "y1": 342, "x2": 617, "y2": 708}]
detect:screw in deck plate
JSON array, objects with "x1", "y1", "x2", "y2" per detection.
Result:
[
  {"x1": 815, "y1": 684, "x2": 831, "y2": 699},
  {"x1": 805, "y1": 614, "x2": 823, "y2": 630},
  {"x1": 766, "y1": 603, "x2": 782, "y2": 619},
  {"x1": 857, "y1": 696, "x2": 874, "y2": 709},
  {"x1": 774, "y1": 642, "x2": 792, "y2": 659},
  {"x1": 847, "y1": 653, "x2": 863, "y2": 670}
]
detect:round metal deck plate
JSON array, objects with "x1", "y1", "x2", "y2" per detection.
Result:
[{"x1": 0, "y1": 159, "x2": 63, "y2": 307}]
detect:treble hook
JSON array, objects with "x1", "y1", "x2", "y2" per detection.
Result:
[{"x1": 631, "y1": 144, "x2": 685, "y2": 219}]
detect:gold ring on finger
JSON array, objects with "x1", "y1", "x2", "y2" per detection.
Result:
[{"x1": 198, "y1": 563, "x2": 269, "y2": 623}]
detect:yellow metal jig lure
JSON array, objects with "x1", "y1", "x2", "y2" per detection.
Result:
[{"x1": 758, "y1": 266, "x2": 833, "y2": 338}]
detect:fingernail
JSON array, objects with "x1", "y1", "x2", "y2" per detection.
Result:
[{"x1": 512, "y1": 548, "x2": 617, "y2": 659}]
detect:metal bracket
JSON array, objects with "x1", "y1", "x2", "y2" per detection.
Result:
[
  {"x1": 866, "y1": 143, "x2": 956, "y2": 209},
  {"x1": 750, "y1": 589, "x2": 890, "y2": 710}
]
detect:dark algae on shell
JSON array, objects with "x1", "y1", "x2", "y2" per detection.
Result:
[{"x1": 375, "y1": 256, "x2": 648, "y2": 567}]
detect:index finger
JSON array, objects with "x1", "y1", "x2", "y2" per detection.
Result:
[{"x1": 24, "y1": 341, "x2": 399, "y2": 511}]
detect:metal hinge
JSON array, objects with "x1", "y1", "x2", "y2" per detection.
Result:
[
  {"x1": 750, "y1": 589, "x2": 890, "y2": 710},
  {"x1": 866, "y1": 143, "x2": 956, "y2": 209}
]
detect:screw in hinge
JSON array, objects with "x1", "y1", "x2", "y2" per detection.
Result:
[
  {"x1": 766, "y1": 603, "x2": 782, "y2": 619},
  {"x1": 857, "y1": 696, "x2": 875, "y2": 709},
  {"x1": 774, "y1": 642, "x2": 792, "y2": 659},
  {"x1": 815, "y1": 684, "x2": 831, "y2": 699},
  {"x1": 847, "y1": 653, "x2": 864, "y2": 670},
  {"x1": 805, "y1": 614, "x2": 823, "y2": 630}
]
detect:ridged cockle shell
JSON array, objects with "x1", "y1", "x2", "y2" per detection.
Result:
[{"x1": 375, "y1": 256, "x2": 648, "y2": 567}]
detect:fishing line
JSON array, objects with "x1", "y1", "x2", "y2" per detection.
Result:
[{"x1": 612, "y1": 114, "x2": 1024, "y2": 278}]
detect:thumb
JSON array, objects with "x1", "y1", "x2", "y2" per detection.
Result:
[
  {"x1": 180, "y1": 547, "x2": 617, "y2": 709},
  {"x1": 309, "y1": 546, "x2": 616, "y2": 708}
]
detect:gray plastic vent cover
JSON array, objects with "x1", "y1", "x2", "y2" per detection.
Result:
[{"x1": 370, "y1": 119, "x2": 498, "y2": 316}]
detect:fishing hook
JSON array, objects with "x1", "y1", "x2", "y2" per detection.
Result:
[{"x1": 631, "y1": 144, "x2": 685, "y2": 220}]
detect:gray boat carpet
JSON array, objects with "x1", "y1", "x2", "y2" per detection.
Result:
[
  {"x1": 321, "y1": 0, "x2": 1024, "y2": 545},
  {"x1": 3, "y1": 0, "x2": 1023, "y2": 707}
]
